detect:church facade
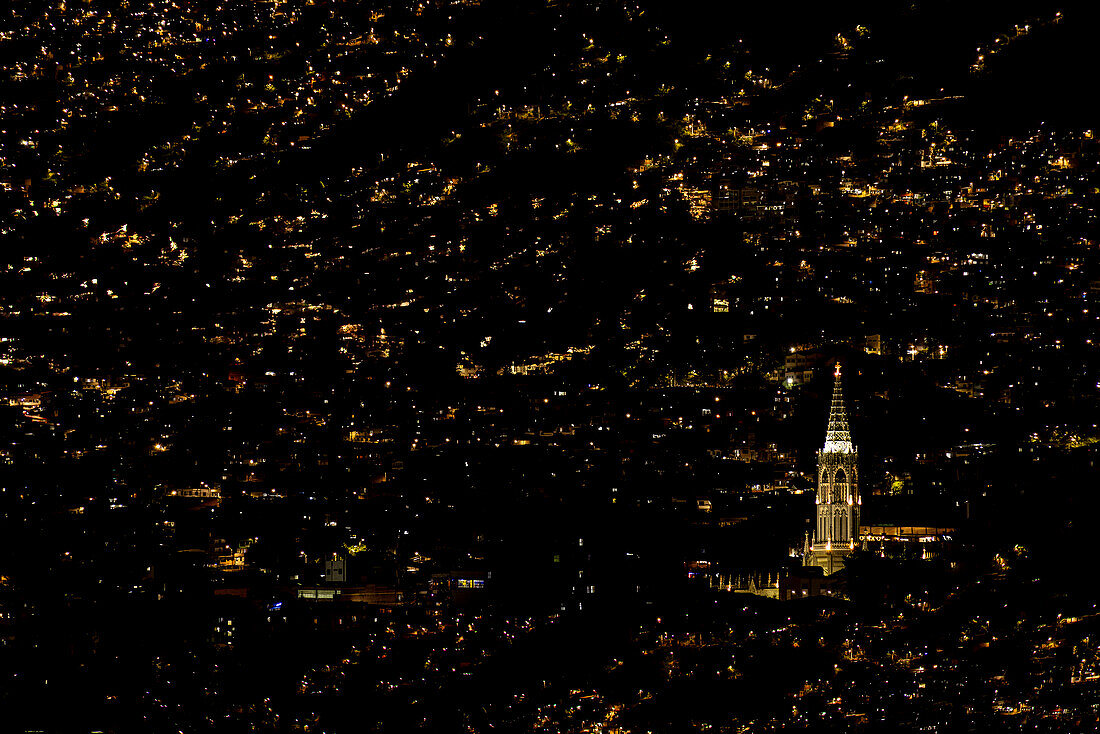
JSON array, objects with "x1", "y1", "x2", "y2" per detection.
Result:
[{"x1": 806, "y1": 364, "x2": 860, "y2": 575}]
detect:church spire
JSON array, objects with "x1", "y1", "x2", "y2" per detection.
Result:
[
  {"x1": 823, "y1": 363, "x2": 853, "y2": 453},
  {"x1": 808, "y1": 362, "x2": 860, "y2": 575}
]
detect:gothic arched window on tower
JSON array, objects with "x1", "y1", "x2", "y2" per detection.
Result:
[{"x1": 834, "y1": 467, "x2": 847, "y2": 503}]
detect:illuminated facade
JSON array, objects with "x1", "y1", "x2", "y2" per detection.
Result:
[{"x1": 807, "y1": 364, "x2": 860, "y2": 575}]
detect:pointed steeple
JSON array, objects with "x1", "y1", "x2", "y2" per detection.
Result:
[{"x1": 823, "y1": 363, "x2": 853, "y2": 453}]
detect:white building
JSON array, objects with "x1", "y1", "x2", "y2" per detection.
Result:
[{"x1": 806, "y1": 364, "x2": 860, "y2": 575}]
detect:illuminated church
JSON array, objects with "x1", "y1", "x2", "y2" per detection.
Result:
[{"x1": 806, "y1": 364, "x2": 860, "y2": 575}]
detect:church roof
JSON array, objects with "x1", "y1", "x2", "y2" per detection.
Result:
[{"x1": 823, "y1": 364, "x2": 854, "y2": 453}]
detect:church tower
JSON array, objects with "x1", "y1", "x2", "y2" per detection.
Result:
[{"x1": 807, "y1": 364, "x2": 860, "y2": 575}]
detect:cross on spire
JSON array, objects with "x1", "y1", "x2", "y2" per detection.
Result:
[{"x1": 823, "y1": 363, "x2": 853, "y2": 453}]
